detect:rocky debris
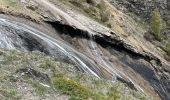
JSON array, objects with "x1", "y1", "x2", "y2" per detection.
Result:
[{"x1": 16, "y1": 67, "x2": 51, "y2": 83}]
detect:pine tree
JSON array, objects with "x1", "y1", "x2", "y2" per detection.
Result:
[{"x1": 150, "y1": 8, "x2": 163, "y2": 41}]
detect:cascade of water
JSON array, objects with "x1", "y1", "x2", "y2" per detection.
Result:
[
  {"x1": 0, "y1": 18, "x2": 102, "y2": 78},
  {"x1": 0, "y1": 17, "x2": 158, "y2": 98}
]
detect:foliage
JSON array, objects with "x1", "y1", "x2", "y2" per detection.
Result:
[
  {"x1": 0, "y1": 49, "x2": 150, "y2": 100},
  {"x1": 67, "y1": 0, "x2": 111, "y2": 24},
  {"x1": 107, "y1": 85, "x2": 121, "y2": 100},
  {"x1": 40, "y1": 58, "x2": 56, "y2": 69},
  {"x1": 86, "y1": 0, "x2": 97, "y2": 6},
  {"x1": 150, "y1": 8, "x2": 163, "y2": 41},
  {"x1": 99, "y1": 0, "x2": 111, "y2": 22},
  {"x1": 53, "y1": 77, "x2": 105, "y2": 100},
  {"x1": 0, "y1": 87, "x2": 17, "y2": 99},
  {"x1": 165, "y1": 44, "x2": 170, "y2": 56},
  {"x1": 32, "y1": 82, "x2": 50, "y2": 96}
]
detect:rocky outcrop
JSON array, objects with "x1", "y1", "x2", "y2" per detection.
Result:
[
  {"x1": 111, "y1": 0, "x2": 170, "y2": 20},
  {"x1": 48, "y1": 16, "x2": 170, "y2": 100},
  {"x1": 35, "y1": 0, "x2": 170, "y2": 99},
  {"x1": 0, "y1": 0, "x2": 170, "y2": 99}
]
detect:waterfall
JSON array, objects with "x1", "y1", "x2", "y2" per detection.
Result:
[
  {"x1": 1, "y1": 17, "x2": 167, "y2": 99},
  {"x1": 0, "y1": 18, "x2": 102, "y2": 78}
]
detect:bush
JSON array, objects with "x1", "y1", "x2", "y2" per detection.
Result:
[
  {"x1": 107, "y1": 86, "x2": 121, "y2": 100},
  {"x1": 86, "y1": 0, "x2": 97, "y2": 6},
  {"x1": 53, "y1": 77, "x2": 105, "y2": 100},
  {"x1": 165, "y1": 44, "x2": 170, "y2": 56},
  {"x1": 53, "y1": 78, "x2": 92, "y2": 99},
  {"x1": 99, "y1": 1, "x2": 111, "y2": 22},
  {"x1": 150, "y1": 8, "x2": 163, "y2": 41}
]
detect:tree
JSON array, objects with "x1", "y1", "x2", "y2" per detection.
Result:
[{"x1": 150, "y1": 8, "x2": 163, "y2": 41}]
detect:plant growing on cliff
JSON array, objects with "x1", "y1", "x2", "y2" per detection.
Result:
[
  {"x1": 86, "y1": 0, "x2": 96, "y2": 6},
  {"x1": 99, "y1": 0, "x2": 111, "y2": 22},
  {"x1": 165, "y1": 44, "x2": 170, "y2": 56},
  {"x1": 150, "y1": 8, "x2": 163, "y2": 41}
]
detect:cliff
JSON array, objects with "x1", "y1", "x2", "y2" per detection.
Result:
[{"x1": 0, "y1": 0, "x2": 170, "y2": 100}]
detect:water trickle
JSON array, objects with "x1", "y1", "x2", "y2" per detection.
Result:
[
  {"x1": 0, "y1": 17, "x2": 102, "y2": 78},
  {"x1": 0, "y1": 17, "x2": 164, "y2": 99}
]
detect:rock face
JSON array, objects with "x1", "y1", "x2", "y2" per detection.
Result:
[
  {"x1": 0, "y1": 0, "x2": 170, "y2": 100},
  {"x1": 111, "y1": 0, "x2": 170, "y2": 20}
]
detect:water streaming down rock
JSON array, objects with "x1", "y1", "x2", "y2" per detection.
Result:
[
  {"x1": 33, "y1": 1, "x2": 165, "y2": 98},
  {"x1": 0, "y1": 17, "x2": 140, "y2": 88},
  {"x1": 1, "y1": 16, "x2": 170, "y2": 99},
  {"x1": 53, "y1": 20, "x2": 170, "y2": 99},
  {"x1": 0, "y1": 18, "x2": 103, "y2": 78}
]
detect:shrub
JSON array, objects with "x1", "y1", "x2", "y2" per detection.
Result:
[
  {"x1": 86, "y1": 0, "x2": 97, "y2": 6},
  {"x1": 32, "y1": 82, "x2": 49, "y2": 96},
  {"x1": 150, "y1": 8, "x2": 163, "y2": 41},
  {"x1": 107, "y1": 85, "x2": 121, "y2": 100},
  {"x1": 166, "y1": 19, "x2": 170, "y2": 28},
  {"x1": 0, "y1": 87, "x2": 17, "y2": 99},
  {"x1": 165, "y1": 44, "x2": 170, "y2": 56},
  {"x1": 53, "y1": 77, "x2": 105, "y2": 100},
  {"x1": 53, "y1": 78, "x2": 91, "y2": 99},
  {"x1": 99, "y1": 0, "x2": 111, "y2": 22}
]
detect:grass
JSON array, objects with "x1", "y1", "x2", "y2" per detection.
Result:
[
  {"x1": 52, "y1": 76, "x2": 147, "y2": 100},
  {"x1": 39, "y1": 58, "x2": 56, "y2": 70},
  {"x1": 2, "y1": 50, "x2": 20, "y2": 65},
  {"x1": 0, "y1": 87, "x2": 17, "y2": 99},
  {"x1": 0, "y1": 0, "x2": 41, "y2": 23},
  {"x1": 165, "y1": 44, "x2": 170, "y2": 56},
  {"x1": 107, "y1": 85, "x2": 121, "y2": 100},
  {"x1": 0, "y1": 49, "x2": 151, "y2": 100},
  {"x1": 57, "y1": 0, "x2": 111, "y2": 27},
  {"x1": 32, "y1": 82, "x2": 51, "y2": 96},
  {"x1": 53, "y1": 77, "x2": 105, "y2": 100},
  {"x1": 163, "y1": 44, "x2": 170, "y2": 61}
]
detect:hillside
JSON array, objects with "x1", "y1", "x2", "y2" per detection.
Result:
[{"x1": 0, "y1": 0, "x2": 170, "y2": 100}]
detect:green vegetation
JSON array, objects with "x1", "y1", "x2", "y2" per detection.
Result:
[
  {"x1": 53, "y1": 77, "x2": 105, "y2": 100},
  {"x1": 107, "y1": 85, "x2": 121, "y2": 100},
  {"x1": 2, "y1": 50, "x2": 19, "y2": 64},
  {"x1": 163, "y1": 44, "x2": 170, "y2": 61},
  {"x1": 0, "y1": 49, "x2": 151, "y2": 100},
  {"x1": 99, "y1": 0, "x2": 111, "y2": 22},
  {"x1": 0, "y1": 87, "x2": 17, "y2": 99},
  {"x1": 40, "y1": 58, "x2": 56, "y2": 69},
  {"x1": 57, "y1": 0, "x2": 112, "y2": 27},
  {"x1": 165, "y1": 44, "x2": 170, "y2": 56},
  {"x1": 0, "y1": 0, "x2": 40, "y2": 22},
  {"x1": 32, "y1": 82, "x2": 51, "y2": 96},
  {"x1": 52, "y1": 76, "x2": 147, "y2": 100},
  {"x1": 166, "y1": 19, "x2": 170, "y2": 28},
  {"x1": 150, "y1": 8, "x2": 163, "y2": 41},
  {"x1": 86, "y1": 0, "x2": 96, "y2": 5}
]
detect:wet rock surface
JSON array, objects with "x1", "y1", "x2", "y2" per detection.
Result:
[{"x1": 54, "y1": 20, "x2": 170, "y2": 99}]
